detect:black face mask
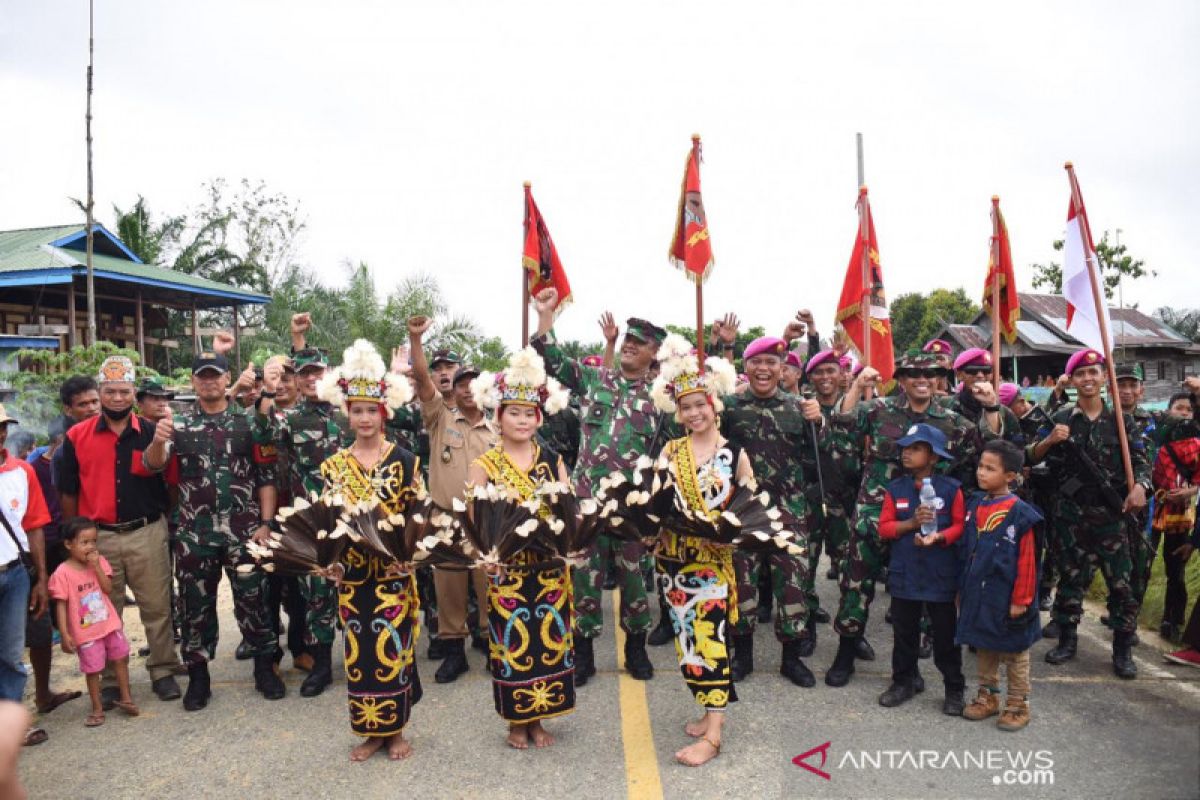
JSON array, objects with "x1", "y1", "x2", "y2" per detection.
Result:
[{"x1": 102, "y1": 405, "x2": 132, "y2": 422}]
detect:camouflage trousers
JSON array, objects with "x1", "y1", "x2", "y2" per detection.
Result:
[
  {"x1": 300, "y1": 575, "x2": 338, "y2": 646},
  {"x1": 573, "y1": 534, "x2": 652, "y2": 639},
  {"x1": 833, "y1": 506, "x2": 889, "y2": 638},
  {"x1": 805, "y1": 503, "x2": 852, "y2": 613},
  {"x1": 731, "y1": 550, "x2": 809, "y2": 640},
  {"x1": 1129, "y1": 509, "x2": 1154, "y2": 607},
  {"x1": 174, "y1": 517, "x2": 274, "y2": 665},
  {"x1": 1050, "y1": 501, "x2": 1139, "y2": 633}
]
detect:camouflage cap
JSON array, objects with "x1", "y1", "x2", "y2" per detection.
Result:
[
  {"x1": 136, "y1": 377, "x2": 175, "y2": 400},
  {"x1": 624, "y1": 318, "x2": 667, "y2": 347},
  {"x1": 452, "y1": 365, "x2": 480, "y2": 386},
  {"x1": 429, "y1": 349, "x2": 463, "y2": 369},
  {"x1": 1114, "y1": 362, "x2": 1144, "y2": 382},
  {"x1": 293, "y1": 347, "x2": 330, "y2": 372},
  {"x1": 894, "y1": 349, "x2": 949, "y2": 377}
]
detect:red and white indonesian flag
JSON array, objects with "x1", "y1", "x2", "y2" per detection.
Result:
[{"x1": 1062, "y1": 182, "x2": 1111, "y2": 352}]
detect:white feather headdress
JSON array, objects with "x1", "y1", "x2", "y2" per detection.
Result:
[
  {"x1": 470, "y1": 346, "x2": 569, "y2": 415},
  {"x1": 316, "y1": 339, "x2": 413, "y2": 418},
  {"x1": 649, "y1": 333, "x2": 736, "y2": 414}
]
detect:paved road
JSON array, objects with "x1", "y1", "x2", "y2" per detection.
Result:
[{"x1": 19, "y1": 557, "x2": 1200, "y2": 799}]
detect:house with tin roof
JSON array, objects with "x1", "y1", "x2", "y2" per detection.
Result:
[{"x1": 931, "y1": 292, "x2": 1199, "y2": 402}]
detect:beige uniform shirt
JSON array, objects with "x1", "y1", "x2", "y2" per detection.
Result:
[{"x1": 422, "y1": 394, "x2": 497, "y2": 509}]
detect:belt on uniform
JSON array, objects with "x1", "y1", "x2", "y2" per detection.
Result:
[
  {"x1": 0, "y1": 559, "x2": 21, "y2": 573},
  {"x1": 98, "y1": 514, "x2": 160, "y2": 534}
]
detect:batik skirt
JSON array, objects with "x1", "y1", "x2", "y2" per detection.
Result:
[
  {"x1": 338, "y1": 545, "x2": 422, "y2": 737},
  {"x1": 655, "y1": 533, "x2": 738, "y2": 711},
  {"x1": 488, "y1": 556, "x2": 576, "y2": 723}
]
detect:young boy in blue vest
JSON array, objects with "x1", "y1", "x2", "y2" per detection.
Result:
[
  {"x1": 878, "y1": 423, "x2": 967, "y2": 714},
  {"x1": 958, "y1": 439, "x2": 1043, "y2": 731}
]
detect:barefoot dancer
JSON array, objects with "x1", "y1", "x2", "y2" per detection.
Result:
[
  {"x1": 466, "y1": 349, "x2": 576, "y2": 750},
  {"x1": 648, "y1": 335, "x2": 746, "y2": 767},
  {"x1": 314, "y1": 340, "x2": 424, "y2": 762}
]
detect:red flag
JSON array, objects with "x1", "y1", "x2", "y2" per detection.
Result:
[
  {"x1": 523, "y1": 183, "x2": 571, "y2": 317},
  {"x1": 983, "y1": 197, "x2": 1020, "y2": 344},
  {"x1": 668, "y1": 134, "x2": 714, "y2": 284},
  {"x1": 835, "y1": 187, "x2": 895, "y2": 383}
]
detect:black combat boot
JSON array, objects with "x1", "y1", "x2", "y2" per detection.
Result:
[
  {"x1": 299, "y1": 643, "x2": 333, "y2": 697},
  {"x1": 1044, "y1": 624, "x2": 1078, "y2": 665},
  {"x1": 796, "y1": 620, "x2": 816, "y2": 658},
  {"x1": 1112, "y1": 630, "x2": 1138, "y2": 679},
  {"x1": 812, "y1": 607, "x2": 831, "y2": 624},
  {"x1": 434, "y1": 638, "x2": 469, "y2": 684},
  {"x1": 730, "y1": 634, "x2": 755, "y2": 682},
  {"x1": 824, "y1": 636, "x2": 858, "y2": 687},
  {"x1": 878, "y1": 682, "x2": 915, "y2": 707},
  {"x1": 780, "y1": 640, "x2": 816, "y2": 687},
  {"x1": 854, "y1": 636, "x2": 876, "y2": 661},
  {"x1": 648, "y1": 596, "x2": 675, "y2": 646},
  {"x1": 253, "y1": 654, "x2": 286, "y2": 700},
  {"x1": 624, "y1": 632, "x2": 654, "y2": 680},
  {"x1": 574, "y1": 635, "x2": 596, "y2": 687},
  {"x1": 942, "y1": 686, "x2": 965, "y2": 716},
  {"x1": 1042, "y1": 618, "x2": 1060, "y2": 639},
  {"x1": 427, "y1": 636, "x2": 449, "y2": 660},
  {"x1": 182, "y1": 662, "x2": 212, "y2": 712}
]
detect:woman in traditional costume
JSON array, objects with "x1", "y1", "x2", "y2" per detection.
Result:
[
  {"x1": 649, "y1": 334, "x2": 747, "y2": 767},
  {"x1": 315, "y1": 340, "x2": 424, "y2": 762},
  {"x1": 466, "y1": 348, "x2": 575, "y2": 750}
]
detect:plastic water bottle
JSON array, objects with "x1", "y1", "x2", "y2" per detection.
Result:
[{"x1": 919, "y1": 478, "x2": 938, "y2": 536}]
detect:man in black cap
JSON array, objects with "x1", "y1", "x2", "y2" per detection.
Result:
[
  {"x1": 135, "y1": 378, "x2": 175, "y2": 424},
  {"x1": 145, "y1": 352, "x2": 285, "y2": 709}
]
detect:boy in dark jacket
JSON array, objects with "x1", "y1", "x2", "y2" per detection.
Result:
[
  {"x1": 878, "y1": 424, "x2": 967, "y2": 714},
  {"x1": 958, "y1": 440, "x2": 1043, "y2": 731}
]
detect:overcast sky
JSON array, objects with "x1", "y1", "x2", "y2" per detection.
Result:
[{"x1": 2, "y1": 1, "x2": 1198, "y2": 347}]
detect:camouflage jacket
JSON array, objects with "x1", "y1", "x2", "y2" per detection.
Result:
[
  {"x1": 532, "y1": 329, "x2": 668, "y2": 497},
  {"x1": 537, "y1": 399, "x2": 582, "y2": 472},
  {"x1": 940, "y1": 390, "x2": 1025, "y2": 447},
  {"x1": 386, "y1": 402, "x2": 430, "y2": 474},
  {"x1": 816, "y1": 395, "x2": 862, "y2": 508},
  {"x1": 172, "y1": 403, "x2": 274, "y2": 527},
  {"x1": 719, "y1": 389, "x2": 820, "y2": 527},
  {"x1": 253, "y1": 398, "x2": 352, "y2": 499},
  {"x1": 834, "y1": 393, "x2": 983, "y2": 509},
  {"x1": 1034, "y1": 404, "x2": 1151, "y2": 500}
]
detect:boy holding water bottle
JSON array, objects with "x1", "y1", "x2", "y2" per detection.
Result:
[{"x1": 878, "y1": 423, "x2": 967, "y2": 714}]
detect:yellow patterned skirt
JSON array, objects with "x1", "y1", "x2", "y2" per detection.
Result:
[
  {"x1": 487, "y1": 553, "x2": 576, "y2": 723},
  {"x1": 655, "y1": 532, "x2": 738, "y2": 711},
  {"x1": 338, "y1": 545, "x2": 422, "y2": 737}
]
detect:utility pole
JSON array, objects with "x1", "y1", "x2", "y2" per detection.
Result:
[
  {"x1": 1115, "y1": 228, "x2": 1124, "y2": 362},
  {"x1": 84, "y1": 0, "x2": 97, "y2": 345}
]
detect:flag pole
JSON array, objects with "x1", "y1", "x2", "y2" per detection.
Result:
[
  {"x1": 1065, "y1": 162, "x2": 1135, "y2": 493},
  {"x1": 521, "y1": 181, "x2": 531, "y2": 347},
  {"x1": 990, "y1": 196, "x2": 1002, "y2": 389},
  {"x1": 692, "y1": 134, "x2": 705, "y2": 361},
  {"x1": 858, "y1": 185, "x2": 872, "y2": 399}
]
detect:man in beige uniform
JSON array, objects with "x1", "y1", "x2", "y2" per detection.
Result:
[{"x1": 407, "y1": 317, "x2": 497, "y2": 683}]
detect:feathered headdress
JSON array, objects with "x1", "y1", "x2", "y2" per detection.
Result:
[
  {"x1": 470, "y1": 347, "x2": 569, "y2": 415},
  {"x1": 650, "y1": 333, "x2": 736, "y2": 414},
  {"x1": 316, "y1": 339, "x2": 413, "y2": 418}
]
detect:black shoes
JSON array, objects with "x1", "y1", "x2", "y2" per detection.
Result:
[
  {"x1": 854, "y1": 637, "x2": 876, "y2": 661},
  {"x1": 299, "y1": 644, "x2": 333, "y2": 697},
  {"x1": 878, "y1": 682, "x2": 915, "y2": 707},
  {"x1": 756, "y1": 604, "x2": 773, "y2": 624},
  {"x1": 824, "y1": 636, "x2": 858, "y2": 687},
  {"x1": 1113, "y1": 631, "x2": 1138, "y2": 680},
  {"x1": 253, "y1": 655, "x2": 286, "y2": 700},
  {"x1": 812, "y1": 607, "x2": 831, "y2": 624},
  {"x1": 1038, "y1": 594, "x2": 1053, "y2": 612},
  {"x1": 100, "y1": 686, "x2": 120, "y2": 711},
  {"x1": 574, "y1": 635, "x2": 596, "y2": 687},
  {"x1": 943, "y1": 687, "x2": 965, "y2": 716},
  {"x1": 471, "y1": 632, "x2": 488, "y2": 654},
  {"x1": 780, "y1": 640, "x2": 816, "y2": 687},
  {"x1": 427, "y1": 637, "x2": 448, "y2": 660},
  {"x1": 826, "y1": 566, "x2": 838, "y2": 581},
  {"x1": 1161, "y1": 622, "x2": 1180, "y2": 641},
  {"x1": 730, "y1": 634, "x2": 754, "y2": 682},
  {"x1": 918, "y1": 634, "x2": 933, "y2": 660},
  {"x1": 235, "y1": 639, "x2": 253, "y2": 661},
  {"x1": 624, "y1": 632, "x2": 654, "y2": 680},
  {"x1": 796, "y1": 621, "x2": 816, "y2": 658},
  {"x1": 1044, "y1": 624, "x2": 1078, "y2": 665},
  {"x1": 434, "y1": 639, "x2": 469, "y2": 684},
  {"x1": 648, "y1": 608, "x2": 675, "y2": 647},
  {"x1": 182, "y1": 664, "x2": 211, "y2": 711},
  {"x1": 1042, "y1": 619, "x2": 1060, "y2": 639},
  {"x1": 151, "y1": 675, "x2": 181, "y2": 701}
]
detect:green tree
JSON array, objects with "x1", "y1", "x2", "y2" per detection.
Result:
[
  {"x1": 1031, "y1": 231, "x2": 1155, "y2": 299},
  {"x1": 885, "y1": 289, "x2": 979, "y2": 355},
  {"x1": 1154, "y1": 307, "x2": 1200, "y2": 343},
  {"x1": 889, "y1": 292, "x2": 927, "y2": 354},
  {"x1": 664, "y1": 323, "x2": 766, "y2": 365}
]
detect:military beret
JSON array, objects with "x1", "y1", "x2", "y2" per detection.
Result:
[
  {"x1": 922, "y1": 339, "x2": 954, "y2": 356},
  {"x1": 998, "y1": 382, "x2": 1021, "y2": 407},
  {"x1": 952, "y1": 347, "x2": 992, "y2": 371},
  {"x1": 743, "y1": 336, "x2": 787, "y2": 361},
  {"x1": 806, "y1": 349, "x2": 840, "y2": 373},
  {"x1": 1065, "y1": 348, "x2": 1105, "y2": 375},
  {"x1": 785, "y1": 351, "x2": 803, "y2": 370},
  {"x1": 581, "y1": 355, "x2": 604, "y2": 368}
]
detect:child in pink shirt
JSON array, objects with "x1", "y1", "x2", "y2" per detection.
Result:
[{"x1": 48, "y1": 517, "x2": 138, "y2": 726}]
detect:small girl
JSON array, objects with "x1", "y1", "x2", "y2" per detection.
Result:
[{"x1": 48, "y1": 517, "x2": 139, "y2": 726}]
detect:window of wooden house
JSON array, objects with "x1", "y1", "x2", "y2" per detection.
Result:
[{"x1": 1158, "y1": 361, "x2": 1168, "y2": 380}]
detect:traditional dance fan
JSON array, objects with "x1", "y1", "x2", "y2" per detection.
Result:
[
  {"x1": 412, "y1": 505, "x2": 476, "y2": 569},
  {"x1": 445, "y1": 483, "x2": 556, "y2": 569},
  {"x1": 536, "y1": 481, "x2": 607, "y2": 561},
  {"x1": 661, "y1": 476, "x2": 806, "y2": 556},
  {"x1": 334, "y1": 489, "x2": 443, "y2": 565},
  {"x1": 591, "y1": 454, "x2": 675, "y2": 543},
  {"x1": 243, "y1": 493, "x2": 349, "y2": 576}
]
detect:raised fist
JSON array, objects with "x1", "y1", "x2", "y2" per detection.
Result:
[
  {"x1": 534, "y1": 288, "x2": 559, "y2": 315},
  {"x1": 407, "y1": 316, "x2": 433, "y2": 339},
  {"x1": 212, "y1": 331, "x2": 236, "y2": 356},
  {"x1": 290, "y1": 312, "x2": 312, "y2": 336},
  {"x1": 154, "y1": 410, "x2": 175, "y2": 444},
  {"x1": 262, "y1": 361, "x2": 283, "y2": 392}
]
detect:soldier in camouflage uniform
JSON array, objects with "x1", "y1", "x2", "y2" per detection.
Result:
[
  {"x1": 718, "y1": 334, "x2": 825, "y2": 688},
  {"x1": 1031, "y1": 349, "x2": 1150, "y2": 679},
  {"x1": 255, "y1": 345, "x2": 353, "y2": 697},
  {"x1": 800, "y1": 350, "x2": 860, "y2": 588},
  {"x1": 537, "y1": 396, "x2": 582, "y2": 472},
  {"x1": 825, "y1": 351, "x2": 983, "y2": 687},
  {"x1": 1006, "y1": 384, "x2": 1060, "y2": 613},
  {"x1": 144, "y1": 353, "x2": 286, "y2": 711},
  {"x1": 940, "y1": 348, "x2": 1025, "y2": 449},
  {"x1": 531, "y1": 288, "x2": 666, "y2": 683}
]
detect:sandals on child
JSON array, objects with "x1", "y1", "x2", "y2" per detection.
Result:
[
  {"x1": 85, "y1": 712, "x2": 105, "y2": 728},
  {"x1": 113, "y1": 700, "x2": 140, "y2": 717}
]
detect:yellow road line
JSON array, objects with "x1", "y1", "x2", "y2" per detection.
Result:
[{"x1": 613, "y1": 592, "x2": 664, "y2": 800}]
